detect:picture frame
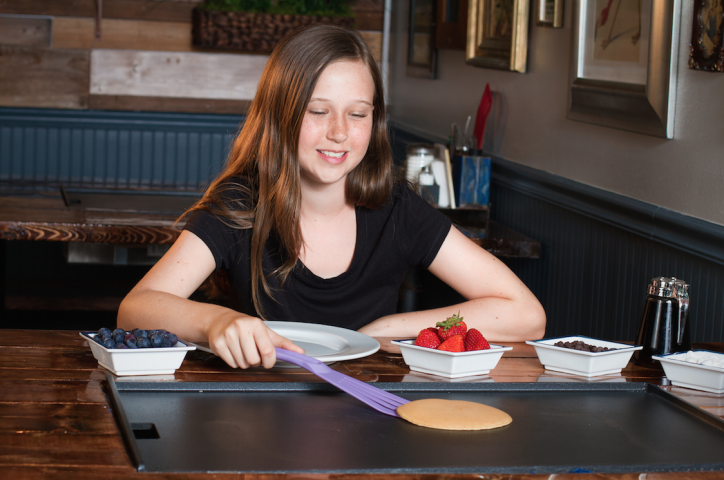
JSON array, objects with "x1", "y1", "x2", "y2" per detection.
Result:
[
  {"x1": 535, "y1": 0, "x2": 564, "y2": 28},
  {"x1": 567, "y1": 0, "x2": 681, "y2": 139},
  {"x1": 408, "y1": 0, "x2": 437, "y2": 79},
  {"x1": 689, "y1": 0, "x2": 724, "y2": 72},
  {"x1": 436, "y1": 0, "x2": 469, "y2": 50},
  {"x1": 466, "y1": 0, "x2": 530, "y2": 72}
]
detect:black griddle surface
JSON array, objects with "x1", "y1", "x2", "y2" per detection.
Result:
[{"x1": 107, "y1": 379, "x2": 724, "y2": 474}]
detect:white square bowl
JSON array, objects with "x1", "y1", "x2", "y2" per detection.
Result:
[
  {"x1": 526, "y1": 336, "x2": 642, "y2": 377},
  {"x1": 653, "y1": 350, "x2": 724, "y2": 393},
  {"x1": 81, "y1": 332, "x2": 196, "y2": 376},
  {"x1": 391, "y1": 339, "x2": 512, "y2": 378}
]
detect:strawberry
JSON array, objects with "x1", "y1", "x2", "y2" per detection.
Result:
[
  {"x1": 437, "y1": 334, "x2": 465, "y2": 352},
  {"x1": 464, "y1": 328, "x2": 490, "y2": 351},
  {"x1": 436, "y1": 313, "x2": 467, "y2": 341},
  {"x1": 414, "y1": 328, "x2": 441, "y2": 349}
]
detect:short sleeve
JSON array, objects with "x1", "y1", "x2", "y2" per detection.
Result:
[
  {"x1": 394, "y1": 185, "x2": 452, "y2": 268},
  {"x1": 183, "y1": 209, "x2": 242, "y2": 271}
]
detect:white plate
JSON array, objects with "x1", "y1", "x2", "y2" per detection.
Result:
[{"x1": 191, "y1": 321, "x2": 380, "y2": 364}]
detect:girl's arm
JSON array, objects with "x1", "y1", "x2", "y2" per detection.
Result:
[
  {"x1": 117, "y1": 230, "x2": 303, "y2": 368},
  {"x1": 358, "y1": 226, "x2": 546, "y2": 341}
]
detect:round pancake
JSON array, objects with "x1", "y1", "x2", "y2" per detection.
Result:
[{"x1": 397, "y1": 398, "x2": 512, "y2": 430}]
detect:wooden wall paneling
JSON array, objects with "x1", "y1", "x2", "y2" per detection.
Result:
[
  {"x1": 0, "y1": 14, "x2": 53, "y2": 47},
  {"x1": 359, "y1": 30, "x2": 382, "y2": 61},
  {"x1": 0, "y1": 0, "x2": 199, "y2": 23},
  {"x1": 88, "y1": 94, "x2": 251, "y2": 114},
  {"x1": 0, "y1": 46, "x2": 89, "y2": 109},
  {"x1": 89, "y1": 49, "x2": 267, "y2": 100},
  {"x1": 53, "y1": 17, "x2": 193, "y2": 52}
]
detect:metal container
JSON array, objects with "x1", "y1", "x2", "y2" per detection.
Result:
[{"x1": 633, "y1": 277, "x2": 691, "y2": 368}]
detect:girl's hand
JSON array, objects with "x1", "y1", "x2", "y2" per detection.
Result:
[{"x1": 206, "y1": 312, "x2": 305, "y2": 369}]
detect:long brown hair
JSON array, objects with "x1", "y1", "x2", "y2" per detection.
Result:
[{"x1": 184, "y1": 25, "x2": 394, "y2": 318}]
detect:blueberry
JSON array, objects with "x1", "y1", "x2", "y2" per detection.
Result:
[
  {"x1": 131, "y1": 328, "x2": 140, "y2": 337},
  {"x1": 124, "y1": 333, "x2": 136, "y2": 342},
  {"x1": 102, "y1": 338, "x2": 115, "y2": 349},
  {"x1": 149, "y1": 334, "x2": 163, "y2": 348},
  {"x1": 161, "y1": 337, "x2": 172, "y2": 348},
  {"x1": 98, "y1": 327, "x2": 112, "y2": 338},
  {"x1": 136, "y1": 337, "x2": 151, "y2": 348},
  {"x1": 115, "y1": 343, "x2": 129, "y2": 349},
  {"x1": 113, "y1": 332, "x2": 125, "y2": 344},
  {"x1": 112, "y1": 328, "x2": 125, "y2": 336},
  {"x1": 135, "y1": 329, "x2": 148, "y2": 339},
  {"x1": 167, "y1": 333, "x2": 178, "y2": 346},
  {"x1": 125, "y1": 337, "x2": 138, "y2": 348}
]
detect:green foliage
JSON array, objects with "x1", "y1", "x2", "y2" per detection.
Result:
[{"x1": 200, "y1": 0, "x2": 353, "y2": 17}]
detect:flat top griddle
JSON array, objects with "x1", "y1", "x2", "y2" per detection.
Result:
[{"x1": 107, "y1": 378, "x2": 724, "y2": 474}]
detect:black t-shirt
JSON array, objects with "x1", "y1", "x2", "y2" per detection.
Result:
[{"x1": 184, "y1": 182, "x2": 451, "y2": 330}]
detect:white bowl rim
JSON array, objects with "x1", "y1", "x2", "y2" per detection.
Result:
[
  {"x1": 525, "y1": 335, "x2": 642, "y2": 355},
  {"x1": 392, "y1": 339, "x2": 512, "y2": 356},
  {"x1": 81, "y1": 331, "x2": 196, "y2": 352},
  {"x1": 653, "y1": 350, "x2": 724, "y2": 373}
]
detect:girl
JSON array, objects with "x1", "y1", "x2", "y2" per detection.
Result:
[{"x1": 118, "y1": 25, "x2": 545, "y2": 369}]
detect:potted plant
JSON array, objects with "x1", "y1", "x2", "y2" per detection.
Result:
[{"x1": 192, "y1": 0, "x2": 355, "y2": 53}]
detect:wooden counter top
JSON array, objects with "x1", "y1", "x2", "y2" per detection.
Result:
[
  {"x1": 0, "y1": 190, "x2": 539, "y2": 257},
  {"x1": 1, "y1": 330, "x2": 722, "y2": 479}
]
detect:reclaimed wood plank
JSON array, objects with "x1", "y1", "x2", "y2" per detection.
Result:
[
  {"x1": 53, "y1": 17, "x2": 193, "y2": 51},
  {"x1": 0, "y1": 403, "x2": 117, "y2": 434},
  {"x1": 0, "y1": 330, "x2": 87, "y2": 347},
  {"x1": 88, "y1": 94, "x2": 251, "y2": 114},
  {"x1": 0, "y1": 0, "x2": 199, "y2": 23},
  {"x1": 0, "y1": 46, "x2": 89, "y2": 109},
  {"x1": 0, "y1": 15, "x2": 52, "y2": 46},
  {"x1": 90, "y1": 49, "x2": 267, "y2": 100},
  {"x1": 0, "y1": 379, "x2": 106, "y2": 403},
  {"x1": 0, "y1": 433, "x2": 130, "y2": 467},
  {"x1": 0, "y1": 368, "x2": 106, "y2": 382},
  {"x1": 0, "y1": 349, "x2": 100, "y2": 371}
]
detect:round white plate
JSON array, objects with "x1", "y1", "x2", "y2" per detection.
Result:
[
  {"x1": 266, "y1": 321, "x2": 379, "y2": 363},
  {"x1": 191, "y1": 321, "x2": 379, "y2": 365}
]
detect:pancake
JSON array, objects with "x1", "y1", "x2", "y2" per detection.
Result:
[{"x1": 397, "y1": 398, "x2": 512, "y2": 430}]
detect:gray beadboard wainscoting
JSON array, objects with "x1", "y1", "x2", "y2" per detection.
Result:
[
  {"x1": 2, "y1": 108, "x2": 723, "y2": 342},
  {"x1": 391, "y1": 124, "x2": 724, "y2": 344}
]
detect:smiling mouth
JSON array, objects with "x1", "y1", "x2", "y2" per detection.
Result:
[{"x1": 319, "y1": 150, "x2": 346, "y2": 159}]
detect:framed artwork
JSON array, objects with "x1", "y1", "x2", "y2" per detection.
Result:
[
  {"x1": 408, "y1": 0, "x2": 437, "y2": 79},
  {"x1": 536, "y1": 0, "x2": 564, "y2": 28},
  {"x1": 436, "y1": 0, "x2": 469, "y2": 50},
  {"x1": 567, "y1": 0, "x2": 681, "y2": 138},
  {"x1": 466, "y1": 0, "x2": 530, "y2": 72},
  {"x1": 689, "y1": 0, "x2": 724, "y2": 71}
]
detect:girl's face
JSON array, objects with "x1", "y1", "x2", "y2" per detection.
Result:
[{"x1": 297, "y1": 60, "x2": 375, "y2": 192}]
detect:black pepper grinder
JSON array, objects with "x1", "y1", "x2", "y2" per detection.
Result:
[{"x1": 633, "y1": 277, "x2": 691, "y2": 368}]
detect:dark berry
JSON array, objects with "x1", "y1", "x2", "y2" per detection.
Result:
[
  {"x1": 112, "y1": 328, "x2": 125, "y2": 336},
  {"x1": 167, "y1": 333, "x2": 178, "y2": 346},
  {"x1": 102, "y1": 338, "x2": 115, "y2": 349},
  {"x1": 124, "y1": 333, "x2": 136, "y2": 342},
  {"x1": 161, "y1": 337, "x2": 172, "y2": 348},
  {"x1": 98, "y1": 327, "x2": 112, "y2": 338},
  {"x1": 113, "y1": 332, "x2": 125, "y2": 344},
  {"x1": 125, "y1": 337, "x2": 138, "y2": 348},
  {"x1": 149, "y1": 334, "x2": 163, "y2": 348},
  {"x1": 135, "y1": 329, "x2": 148, "y2": 339},
  {"x1": 136, "y1": 337, "x2": 151, "y2": 348},
  {"x1": 115, "y1": 343, "x2": 129, "y2": 349}
]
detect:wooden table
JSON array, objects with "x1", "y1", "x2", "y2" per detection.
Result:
[{"x1": 2, "y1": 330, "x2": 723, "y2": 479}]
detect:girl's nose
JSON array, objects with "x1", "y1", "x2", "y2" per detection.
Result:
[{"x1": 326, "y1": 115, "x2": 347, "y2": 143}]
